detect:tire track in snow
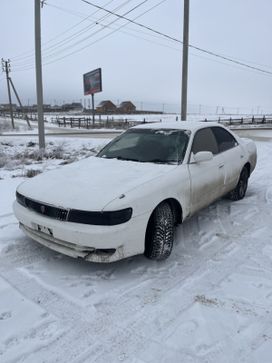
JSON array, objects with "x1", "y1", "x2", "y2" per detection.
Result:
[
  {"x1": 0, "y1": 213, "x2": 13, "y2": 219},
  {"x1": 74, "y1": 231, "x2": 272, "y2": 363},
  {"x1": 0, "y1": 218, "x2": 246, "y2": 363}
]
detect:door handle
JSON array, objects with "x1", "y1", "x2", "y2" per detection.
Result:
[{"x1": 219, "y1": 164, "x2": 224, "y2": 169}]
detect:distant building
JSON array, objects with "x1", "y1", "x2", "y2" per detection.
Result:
[
  {"x1": 50, "y1": 105, "x2": 63, "y2": 112},
  {"x1": 118, "y1": 101, "x2": 136, "y2": 114},
  {"x1": 62, "y1": 102, "x2": 83, "y2": 112},
  {"x1": 43, "y1": 104, "x2": 52, "y2": 112},
  {"x1": 24, "y1": 104, "x2": 52, "y2": 112},
  {"x1": 96, "y1": 100, "x2": 117, "y2": 114},
  {"x1": 0, "y1": 103, "x2": 17, "y2": 112}
]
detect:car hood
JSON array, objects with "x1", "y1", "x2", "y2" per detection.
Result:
[{"x1": 17, "y1": 156, "x2": 177, "y2": 211}]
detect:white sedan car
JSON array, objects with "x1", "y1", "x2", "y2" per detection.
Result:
[{"x1": 14, "y1": 122, "x2": 257, "y2": 263}]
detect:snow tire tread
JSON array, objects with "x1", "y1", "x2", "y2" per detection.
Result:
[
  {"x1": 145, "y1": 202, "x2": 174, "y2": 261},
  {"x1": 227, "y1": 167, "x2": 249, "y2": 201}
]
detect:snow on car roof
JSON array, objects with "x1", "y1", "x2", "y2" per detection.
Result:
[{"x1": 132, "y1": 121, "x2": 221, "y2": 132}]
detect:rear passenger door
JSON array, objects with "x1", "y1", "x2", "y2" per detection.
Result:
[
  {"x1": 211, "y1": 127, "x2": 243, "y2": 192},
  {"x1": 188, "y1": 127, "x2": 225, "y2": 214}
]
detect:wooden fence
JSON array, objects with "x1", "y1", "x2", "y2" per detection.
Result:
[
  {"x1": 1, "y1": 110, "x2": 272, "y2": 128},
  {"x1": 204, "y1": 116, "x2": 272, "y2": 126},
  {"x1": 50, "y1": 116, "x2": 151, "y2": 129},
  {"x1": 0, "y1": 111, "x2": 40, "y2": 121}
]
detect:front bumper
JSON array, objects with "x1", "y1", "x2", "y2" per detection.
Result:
[{"x1": 14, "y1": 201, "x2": 148, "y2": 263}]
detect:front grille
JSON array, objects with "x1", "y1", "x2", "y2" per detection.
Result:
[{"x1": 16, "y1": 191, "x2": 68, "y2": 221}]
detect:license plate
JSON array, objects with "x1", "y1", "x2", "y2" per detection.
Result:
[{"x1": 35, "y1": 224, "x2": 53, "y2": 237}]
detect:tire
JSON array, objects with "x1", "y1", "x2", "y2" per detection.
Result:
[
  {"x1": 227, "y1": 167, "x2": 249, "y2": 201},
  {"x1": 144, "y1": 202, "x2": 174, "y2": 261}
]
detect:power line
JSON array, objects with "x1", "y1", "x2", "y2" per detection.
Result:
[
  {"x1": 45, "y1": 0, "x2": 182, "y2": 45},
  {"x1": 41, "y1": 0, "x2": 151, "y2": 61},
  {"x1": 12, "y1": 0, "x2": 134, "y2": 65},
  {"x1": 14, "y1": 42, "x2": 272, "y2": 78},
  {"x1": 12, "y1": 20, "x2": 181, "y2": 71},
  {"x1": 80, "y1": 0, "x2": 272, "y2": 76},
  {"x1": 38, "y1": 2, "x2": 272, "y2": 76},
  {"x1": 203, "y1": 50, "x2": 272, "y2": 72},
  {"x1": 38, "y1": 0, "x2": 137, "y2": 56},
  {"x1": 13, "y1": 0, "x2": 166, "y2": 70},
  {"x1": 12, "y1": 0, "x2": 147, "y2": 69},
  {"x1": 43, "y1": 0, "x2": 166, "y2": 66},
  {"x1": 11, "y1": 0, "x2": 116, "y2": 62},
  {"x1": 12, "y1": 22, "x2": 181, "y2": 72},
  {"x1": 46, "y1": 1, "x2": 174, "y2": 53},
  {"x1": 9, "y1": 0, "x2": 272, "y2": 79},
  {"x1": 188, "y1": 45, "x2": 272, "y2": 76}
]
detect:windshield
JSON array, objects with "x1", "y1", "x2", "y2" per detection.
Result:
[{"x1": 97, "y1": 128, "x2": 190, "y2": 164}]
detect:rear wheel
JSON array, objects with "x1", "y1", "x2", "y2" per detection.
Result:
[
  {"x1": 144, "y1": 202, "x2": 174, "y2": 261},
  {"x1": 227, "y1": 167, "x2": 249, "y2": 201}
]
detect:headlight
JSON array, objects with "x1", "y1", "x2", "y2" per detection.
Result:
[
  {"x1": 68, "y1": 208, "x2": 133, "y2": 225},
  {"x1": 16, "y1": 191, "x2": 26, "y2": 207}
]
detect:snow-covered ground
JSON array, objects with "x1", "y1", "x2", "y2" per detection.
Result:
[{"x1": 0, "y1": 134, "x2": 272, "y2": 362}]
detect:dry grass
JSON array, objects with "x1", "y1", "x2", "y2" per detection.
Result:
[
  {"x1": 0, "y1": 120, "x2": 20, "y2": 132},
  {"x1": 0, "y1": 140, "x2": 101, "y2": 176},
  {"x1": 25, "y1": 169, "x2": 42, "y2": 178}
]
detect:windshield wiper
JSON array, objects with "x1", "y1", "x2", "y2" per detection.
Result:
[
  {"x1": 101, "y1": 156, "x2": 177, "y2": 164},
  {"x1": 99, "y1": 156, "x2": 140, "y2": 162},
  {"x1": 116, "y1": 156, "x2": 140, "y2": 162},
  {"x1": 147, "y1": 159, "x2": 177, "y2": 164}
]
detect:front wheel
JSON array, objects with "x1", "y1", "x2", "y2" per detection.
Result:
[
  {"x1": 144, "y1": 202, "x2": 174, "y2": 261},
  {"x1": 227, "y1": 167, "x2": 249, "y2": 201}
]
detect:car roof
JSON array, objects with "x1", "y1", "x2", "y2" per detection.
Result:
[{"x1": 132, "y1": 121, "x2": 222, "y2": 132}]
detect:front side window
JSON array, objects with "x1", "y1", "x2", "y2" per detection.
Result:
[
  {"x1": 97, "y1": 128, "x2": 190, "y2": 164},
  {"x1": 211, "y1": 127, "x2": 238, "y2": 152},
  {"x1": 191, "y1": 128, "x2": 219, "y2": 155}
]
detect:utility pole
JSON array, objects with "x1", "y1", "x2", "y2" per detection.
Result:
[
  {"x1": 9, "y1": 77, "x2": 31, "y2": 128},
  {"x1": 1, "y1": 59, "x2": 31, "y2": 128},
  {"x1": 1, "y1": 59, "x2": 15, "y2": 128},
  {"x1": 181, "y1": 0, "x2": 190, "y2": 121},
  {"x1": 35, "y1": 0, "x2": 45, "y2": 149},
  {"x1": 91, "y1": 94, "x2": 95, "y2": 125}
]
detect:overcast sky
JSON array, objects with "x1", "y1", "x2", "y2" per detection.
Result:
[{"x1": 0, "y1": 0, "x2": 272, "y2": 113}]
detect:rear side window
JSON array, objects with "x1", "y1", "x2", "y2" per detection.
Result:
[
  {"x1": 191, "y1": 128, "x2": 219, "y2": 155},
  {"x1": 212, "y1": 127, "x2": 237, "y2": 153}
]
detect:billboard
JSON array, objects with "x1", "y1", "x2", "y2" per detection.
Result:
[{"x1": 83, "y1": 68, "x2": 102, "y2": 95}]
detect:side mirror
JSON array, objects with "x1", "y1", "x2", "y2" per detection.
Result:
[{"x1": 193, "y1": 151, "x2": 213, "y2": 163}]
